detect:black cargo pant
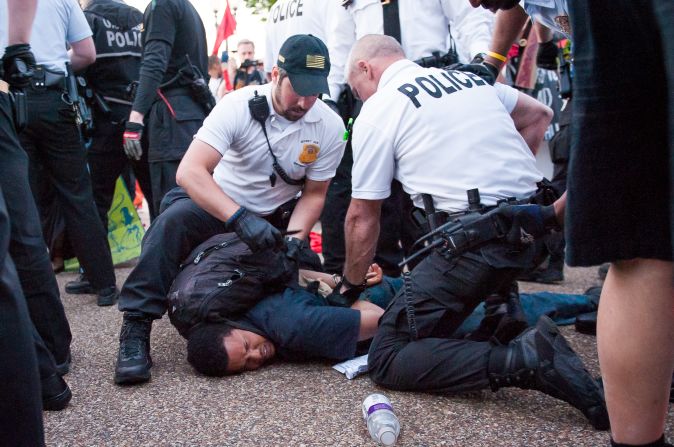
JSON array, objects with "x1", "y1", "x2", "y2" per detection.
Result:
[
  {"x1": 368, "y1": 240, "x2": 542, "y2": 393},
  {"x1": 20, "y1": 87, "x2": 116, "y2": 292},
  {"x1": 119, "y1": 187, "x2": 320, "y2": 318},
  {"x1": 87, "y1": 104, "x2": 155, "y2": 231},
  {"x1": 146, "y1": 91, "x2": 205, "y2": 213},
  {"x1": 0, "y1": 94, "x2": 45, "y2": 447},
  {"x1": 0, "y1": 92, "x2": 71, "y2": 368}
]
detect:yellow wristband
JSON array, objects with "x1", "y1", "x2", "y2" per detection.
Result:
[{"x1": 486, "y1": 51, "x2": 508, "y2": 63}]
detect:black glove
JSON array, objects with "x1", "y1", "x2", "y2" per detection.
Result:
[
  {"x1": 227, "y1": 207, "x2": 283, "y2": 253},
  {"x1": 447, "y1": 56, "x2": 500, "y2": 86},
  {"x1": 284, "y1": 236, "x2": 304, "y2": 263},
  {"x1": 2, "y1": 44, "x2": 36, "y2": 89},
  {"x1": 326, "y1": 283, "x2": 363, "y2": 308},
  {"x1": 536, "y1": 40, "x2": 559, "y2": 71},
  {"x1": 493, "y1": 204, "x2": 560, "y2": 246},
  {"x1": 123, "y1": 122, "x2": 144, "y2": 160}
]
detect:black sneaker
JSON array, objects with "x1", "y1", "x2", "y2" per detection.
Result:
[
  {"x1": 488, "y1": 315, "x2": 609, "y2": 430},
  {"x1": 114, "y1": 317, "x2": 153, "y2": 385},
  {"x1": 65, "y1": 274, "x2": 93, "y2": 294},
  {"x1": 518, "y1": 267, "x2": 564, "y2": 284},
  {"x1": 575, "y1": 311, "x2": 597, "y2": 335},
  {"x1": 97, "y1": 286, "x2": 119, "y2": 307},
  {"x1": 55, "y1": 352, "x2": 72, "y2": 376},
  {"x1": 42, "y1": 374, "x2": 72, "y2": 411}
]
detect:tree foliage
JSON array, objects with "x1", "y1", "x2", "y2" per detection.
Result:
[{"x1": 243, "y1": 0, "x2": 277, "y2": 16}]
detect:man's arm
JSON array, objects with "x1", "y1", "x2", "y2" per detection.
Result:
[
  {"x1": 7, "y1": 0, "x2": 36, "y2": 45},
  {"x1": 129, "y1": 39, "x2": 172, "y2": 123},
  {"x1": 286, "y1": 179, "x2": 330, "y2": 239},
  {"x1": 483, "y1": 6, "x2": 528, "y2": 69},
  {"x1": 510, "y1": 90, "x2": 553, "y2": 154},
  {"x1": 175, "y1": 139, "x2": 241, "y2": 221},
  {"x1": 68, "y1": 37, "x2": 96, "y2": 71},
  {"x1": 342, "y1": 198, "x2": 383, "y2": 291},
  {"x1": 444, "y1": 0, "x2": 494, "y2": 62},
  {"x1": 351, "y1": 299, "x2": 384, "y2": 341}
]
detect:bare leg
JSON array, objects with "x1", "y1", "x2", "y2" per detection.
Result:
[{"x1": 597, "y1": 258, "x2": 674, "y2": 443}]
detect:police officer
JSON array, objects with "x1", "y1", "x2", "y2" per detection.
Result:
[
  {"x1": 336, "y1": 35, "x2": 608, "y2": 430},
  {"x1": 114, "y1": 35, "x2": 345, "y2": 385},
  {"x1": 13, "y1": 0, "x2": 119, "y2": 307},
  {"x1": 62, "y1": 0, "x2": 156, "y2": 298},
  {"x1": 1, "y1": 0, "x2": 72, "y2": 427},
  {"x1": 122, "y1": 0, "x2": 209, "y2": 213},
  {"x1": 320, "y1": 0, "x2": 495, "y2": 277},
  {"x1": 264, "y1": 0, "x2": 330, "y2": 79}
]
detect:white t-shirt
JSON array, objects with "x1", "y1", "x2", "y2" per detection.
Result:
[
  {"x1": 327, "y1": 0, "x2": 494, "y2": 100},
  {"x1": 0, "y1": 0, "x2": 92, "y2": 74},
  {"x1": 351, "y1": 59, "x2": 543, "y2": 213},
  {"x1": 195, "y1": 83, "x2": 346, "y2": 215},
  {"x1": 524, "y1": 0, "x2": 571, "y2": 38},
  {"x1": 264, "y1": 0, "x2": 329, "y2": 75}
]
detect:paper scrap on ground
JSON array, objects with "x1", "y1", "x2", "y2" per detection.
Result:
[{"x1": 333, "y1": 354, "x2": 369, "y2": 379}]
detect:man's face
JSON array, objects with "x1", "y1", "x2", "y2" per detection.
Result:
[
  {"x1": 223, "y1": 328, "x2": 276, "y2": 373},
  {"x1": 238, "y1": 43, "x2": 255, "y2": 62},
  {"x1": 468, "y1": 0, "x2": 519, "y2": 12},
  {"x1": 272, "y1": 72, "x2": 318, "y2": 121},
  {"x1": 347, "y1": 61, "x2": 377, "y2": 102}
]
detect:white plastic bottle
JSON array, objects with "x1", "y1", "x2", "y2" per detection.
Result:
[{"x1": 362, "y1": 393, "x2": 400, "y2": 446}]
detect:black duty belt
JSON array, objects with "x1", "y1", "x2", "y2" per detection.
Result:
[{"x1": 29, "y1": 66, "x2": 66, "y2": 91}]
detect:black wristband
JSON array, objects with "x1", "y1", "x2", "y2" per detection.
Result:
[{"x1": 341, "y1": 275, "x2": 367, "y2": 292}]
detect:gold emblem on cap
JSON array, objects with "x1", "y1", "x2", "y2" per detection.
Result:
[
  {"x1": 306, "y1": 55, "x2": 325, "y2": 69},
  {"x1": 278, "y1": 54, "x2": 286, "y2": 63},
  {"x1": 299, "y1": 144, "x2": 320, "y2": 164}
]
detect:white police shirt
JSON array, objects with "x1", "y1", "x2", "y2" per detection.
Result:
[
  {"x1": 264, "y1": 0, "x2": 330, "y2": 76},
  {"x1": 524, "y1": 0, "x2": 570, "y2": 38},
  {"x1": 0, "y1": 0, "x2": 92, "y2": 74},
  {"x1": 327, "y1": 0, "x2": 494, "y2": 100},
  {"x1": 351, "y1": 59, "x2": 543, "y2": 213},
  {"x1": 195, "y1": 83, "x2": 346, "y2": 216}
]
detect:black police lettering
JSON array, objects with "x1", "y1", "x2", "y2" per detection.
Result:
[
  {"x1": 271, "y1": 0, "x2": 304, "y2": 23},
  {"x1": 397, "y1": 70, "x2": 487, "y2": 108}
]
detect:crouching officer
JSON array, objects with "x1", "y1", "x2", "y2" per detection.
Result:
[
  {"x1": 336, "y1": 35, "x2": 609, "y2": 431},
  {"x1": 123, "y1": 0, "x2": 211, "y2": 214},
  {"x1": 114, "y1": 35, "x2": 345, "y2": 385}
]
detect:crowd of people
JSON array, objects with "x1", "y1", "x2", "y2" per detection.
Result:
[{"x1": 0, "y1": 0, "x2": 672, "y2": 446}]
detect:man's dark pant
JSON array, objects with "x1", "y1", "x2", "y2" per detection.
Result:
[
  {"x1": 87, "y1": 104, "x2": 155, "y2": 230},
  {"x1": 368, "y1": 242, "x2": 540, "y2": 393},
  {"x1": 0, "y1": 99, "x2": 45, "y2": 447},
  {"x1": 0, "y1": 92, "x2": 71, "y2": 366},
  {"x1": 119, "y1": 187, "x2": 320, "y2": 318},
  {"x1": 20, "y1": 88, "x2": 116, "y2": 291}
]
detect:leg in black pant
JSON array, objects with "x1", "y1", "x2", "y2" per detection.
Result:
[{"x1": 20, "y1": 89, "x2": 116, "y2": 293}]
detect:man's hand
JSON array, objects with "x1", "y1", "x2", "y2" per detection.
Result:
[
  {"x1": 123, "y1": 122, "x2": 144, "y2": 160},
  {"x1": 536, "y1": 40, "x2": 559, "y2": 71},
  {"x1": 365, "y1": 263, "x2": 383, "y2": 286},
  {"x1": 227, "y1": 207, "x2": 283, "y2": 252},
  {"x1": 493, "y1": 204, "x2": 560, "y2": 246},
  {"x1": 326, "y1": 284, "x2": 362, "y2": 308},
  {"x1": 447, "y1": 55, "x2": 500, "y2": 85},
  {"x1": 283, "y1": 236, "x2": 305, "y2": 274},
  {"x1": 2, "y1": 43, "x2": 36, "y2": 89}
]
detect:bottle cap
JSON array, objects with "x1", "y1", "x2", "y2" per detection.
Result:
[{"x1": 378, "y1": 428, "x2": 396, "y2": 446}]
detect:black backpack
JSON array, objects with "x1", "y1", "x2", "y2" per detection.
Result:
[{"x1": 168, "y1": 233, "x2": 293, "y2": 337}]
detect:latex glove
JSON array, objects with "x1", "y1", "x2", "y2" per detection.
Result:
[
  {"x1": 123, "y1": 122, "x2": 144, "y2": 160},
  {"x1": 227, "y1": 207, "x2": 283, "y2": 253},
  {"x1": 2, "y1": 44, "x2": 36, "y2": 89}
]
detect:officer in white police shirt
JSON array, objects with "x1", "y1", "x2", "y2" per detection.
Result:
[
  {"x1": 0, "y1": 0, "x2": 119, "y2": 305},
  {"x1": 265, "y1": 0, "x2": 330, "y2": 80},
  {"x1": 334, "y1": 35, "x2": 609, "y2": 430},
  {"x1": 319, "y1": 0, "x2": 495, "y2": 278},
  {"x1": 114, "y1": 34, "x2": 345, "y2": 386}
]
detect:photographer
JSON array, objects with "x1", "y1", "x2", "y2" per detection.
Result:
[{"x1": 231, "y1": 39, "x2": 265, "y2": 90}]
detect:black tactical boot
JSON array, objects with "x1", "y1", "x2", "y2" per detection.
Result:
[
  {"x1": 114, "y1": 316, "x2": 153, "y2": 385},
  {"x1": 42, "y1": 373, "x2": 72, "y2": 411},
  {"x1": 65, "y1": 273, "x2": 94, "y2": 294},
  {"x1": 488, "y1": 315, "x2": 609, "y2": 430}
]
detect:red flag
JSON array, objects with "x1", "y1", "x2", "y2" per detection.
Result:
[{"x1": 212, "y1": 1, "x2": 237, "y2": 56}]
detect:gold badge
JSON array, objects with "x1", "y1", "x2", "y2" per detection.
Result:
[{"x1": 299, "y1": 144, "x2": 320, "y2": 163}]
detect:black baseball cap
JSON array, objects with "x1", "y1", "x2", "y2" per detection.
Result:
[{"x1": 277, "y1": 34, "x2": 330, "y2": 96}]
